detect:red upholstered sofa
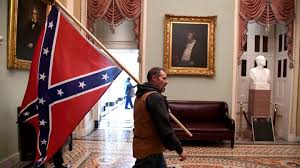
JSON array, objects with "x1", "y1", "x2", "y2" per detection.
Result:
[{"x1": 168, "y1": 100, "x2": 235, "y2": 148}]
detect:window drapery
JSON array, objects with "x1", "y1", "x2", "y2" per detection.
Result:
[
  {"x1": 239, "y1": 0, "x2": 295, "y2": 63},
  {"x1": 87, "y1": 0, "x2": 141, "y2": 48}
]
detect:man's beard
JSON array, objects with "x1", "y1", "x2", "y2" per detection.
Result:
[{"x1": 161, "y1": 85, "x2": 166, "y2": 92}]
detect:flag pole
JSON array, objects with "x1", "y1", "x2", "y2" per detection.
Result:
[{"x1": 54, "y1": 0, "x2": 192, "y2": 137}]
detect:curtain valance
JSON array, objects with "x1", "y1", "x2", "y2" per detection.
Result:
[
  {"x1": 87, "y1": 0, "x2": 141, "y2": 48},
  {"x1": 239, "y1": 0, "x2": 295, "y2": 63}
]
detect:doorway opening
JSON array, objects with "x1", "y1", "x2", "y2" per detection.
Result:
[{"x1": 98, "y1": 49, "x2": 139, "y2": 132}]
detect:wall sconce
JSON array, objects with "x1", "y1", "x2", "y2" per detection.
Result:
[{"x1": 0, "y1": 35, "x2": 4, "y2": 45}]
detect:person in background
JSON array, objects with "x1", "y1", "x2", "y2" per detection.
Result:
[
  {"x1": 125, "y1": 77, "x2": 136, "y2": 109},
  {"x1": 132, "y1": 67, "x2": 187, "y2": 168}
]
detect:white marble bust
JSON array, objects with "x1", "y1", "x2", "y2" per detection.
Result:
[{"x1": 249, "y1": 55, "x2": 270, "y2": 90}]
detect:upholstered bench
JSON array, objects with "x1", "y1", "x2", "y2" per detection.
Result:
[{"x1": 168, "y1": 100, "x2": 235, "y2": 148}]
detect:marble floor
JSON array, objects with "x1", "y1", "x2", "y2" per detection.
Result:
[{"x1": 17, "y1": 104, "x2": 300, "y2": 168}]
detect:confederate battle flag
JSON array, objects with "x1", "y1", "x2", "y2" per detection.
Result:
[{"x1": 18, "y1": 5, "x2": 121, "y2": 167}]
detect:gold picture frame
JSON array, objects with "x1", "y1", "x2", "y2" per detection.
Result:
[
  {"x1": 163, "y1": 15, "x2": 216, "y2": 75},
  {"x1": 8, "y1": 0, "x2": 48, "y2": 70}
]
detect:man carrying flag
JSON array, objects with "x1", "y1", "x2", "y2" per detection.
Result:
[{"x1": 18, "y1": 5, "x2": 121, "y2": 167}]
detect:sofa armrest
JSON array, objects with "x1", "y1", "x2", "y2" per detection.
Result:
[
  {"x1": 227, "y1": 118, "x2": 235, "y2": 131},
  {"x1": 225, "y1": 113, "x2": 235, "y2": 131},
  {"x1": 223, "y1": 103, "x2": 235, "y2": 131}
]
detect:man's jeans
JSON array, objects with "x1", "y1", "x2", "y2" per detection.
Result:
[
  {"x1": 125, "y1": 96, "x2": 133, "y2": 109},
  {"x1": 132, "y1": 153, "x2": 167, "y2": 168}
]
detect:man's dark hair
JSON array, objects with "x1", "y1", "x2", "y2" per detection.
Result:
[{"x1": 147, "y1": 67, "x2": 165, "y2": 82}]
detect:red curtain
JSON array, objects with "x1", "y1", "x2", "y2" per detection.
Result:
[
  {"x1": 239, "y1": 0, "x2": 295, "y2": 62},
  {"x1": 87, "y1": 0, "x2": 141, "y2": 49}
]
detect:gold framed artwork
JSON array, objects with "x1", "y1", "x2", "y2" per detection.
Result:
[
  {"x1": 8, "y1": 0, "x2": 48, "y2": 70},
  {"x1": 163, "y1": 15, "x2": 216, "y2": 75}
]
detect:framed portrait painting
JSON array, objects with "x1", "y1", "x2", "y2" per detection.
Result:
[
  {"x1": 163, "y1": 15, "x2": 216, "y2": 75},
  {"x1": 8, "y1": 0, "x2": 48, "y2": 70}
]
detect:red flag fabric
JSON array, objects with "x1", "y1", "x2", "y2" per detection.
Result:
[{"x1": 18, "y1": 6, "x2": 121, "y2": 167}]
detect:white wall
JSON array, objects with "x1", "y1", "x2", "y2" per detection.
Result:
[
  {"x1": 145, "y1": 0, "x2": 235, "y2": 107},
  {"x1": 0, "y1": 0, "x2": 30, "y2": 160}
]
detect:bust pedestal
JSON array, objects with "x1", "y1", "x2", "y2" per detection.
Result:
[
  {"x1": 244, "y1": 87, "x2": 271, "y2": 140},
  {"x1": 248, "y1": 89, "x2": 271, "y2": 116}
]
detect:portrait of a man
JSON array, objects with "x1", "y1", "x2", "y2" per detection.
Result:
[
  {"x1": 16, "y1": 0, "x2": 47, "y2": 61},
  {"x1": 171, "y1": 24, "x2": 208, "y2": 68},
  {"x1": 163, "y1": 15, "x2": 216, "y2": 75}
]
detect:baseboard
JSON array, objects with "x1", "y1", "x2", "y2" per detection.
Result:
[{"x1": 0, "y1": 153, "x2": 20, "y2": 168}]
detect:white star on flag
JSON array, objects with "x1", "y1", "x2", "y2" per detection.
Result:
[
  {"x1": 43, "y1": 48, "x2": 49, "y2": 56},
  {"x1": 102, "y1": 73, "x2": 109, "y2": 81},
  {"x1": 48, "y1": 21, "x2": 54, "y2": 29},
  {"x1": 24, "y1": 112, "x2": 30, "y2": 116},
  {"x1": 39, "y1": 119, "x2": 47, "y2": 126},
  {"x1": 39, "y1": 73, "x2": 46, "y2": 81},
  {"x1": 41, "y1": 139, "x2": 47, "y2": 145},
  {"x1": 38, "y1": 98, "x2": 46, "y2": 105},
  {"x1": 79, "y1": 81, "x2": 86, "y2": 89},
  {"x1": 57, "y1": 89, "x2": 64, "y2": 97}
]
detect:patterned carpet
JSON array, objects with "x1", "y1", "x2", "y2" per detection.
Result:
[
  {"x1": 12, "y1": 107, "x2": 300, "y2": 168},
  {"x1": 23, "y1": 105, "x2": 300, "y2": 168},
  {"x1": 165, "y1": 144, "x2": 300, "y2": 168},
  {"x1": 45, "y1": 137, "x2": 300, "y2": 168},
  {"x1": 70, "y1": 109, "x2": 300, "y2": 168}
]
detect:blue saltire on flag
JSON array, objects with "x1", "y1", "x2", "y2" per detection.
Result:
[{"x1": 18, "y1": 5, "x2": 121, "y2": 167}]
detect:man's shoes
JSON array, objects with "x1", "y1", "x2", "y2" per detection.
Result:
[{"x1": 125, "y1": 107, "x2": 130, "y2": 109}]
